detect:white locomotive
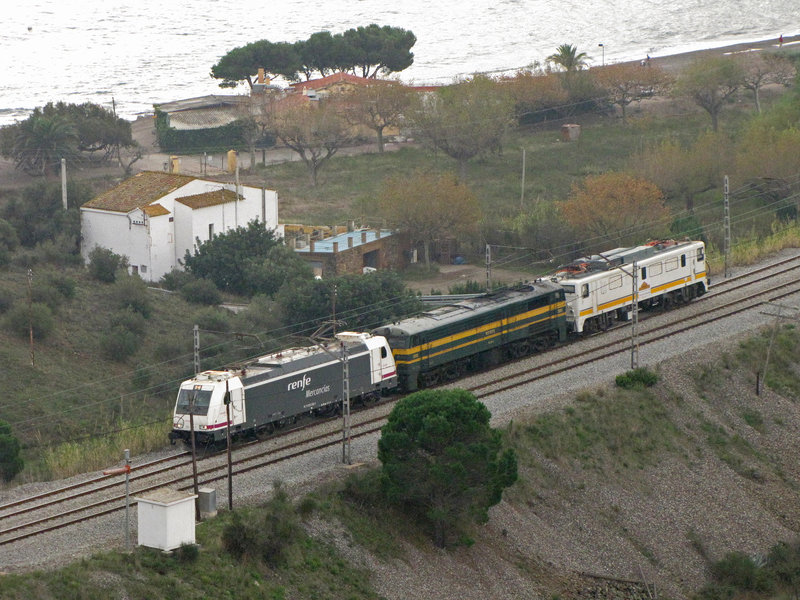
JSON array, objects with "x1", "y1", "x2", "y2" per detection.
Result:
[
  {"x1": 169, "y1": 332, "x2": 397, "y2": 445},
  {"x1": 553, "y1": 239, "x2": 708, "y2": 334}
]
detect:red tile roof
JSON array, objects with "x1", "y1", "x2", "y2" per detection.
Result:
[
  {"x1": 82, "y1": 171, "x2": 196, "y2": 213},
  {"x1": 290, "y1": 72, "x2": 374, "y2": 93}
]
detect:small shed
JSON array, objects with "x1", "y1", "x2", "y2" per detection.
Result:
[
  {"x1": 560, "y1": 123, "x2": 581, "y2": 142},
  {"x1": 136, "y1": 488, "x2": 197, "y2": 551}
]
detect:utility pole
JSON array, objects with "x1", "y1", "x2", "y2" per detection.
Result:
[
  {"x1": 61, "y1": 159, "x2": 68, "y2": 210},
  {"x1": 225, "y1": 380, "x2": 233, "y2": 510},
  {"x1": 341, "y1": 341, "x2": 351, "y2": 465},
  {"x1": 723, "y1": 175, "x2": 731, "y2": 279},
  {"x1": 193, "y1": 324, "x2": 200, "y2": 375},
  {"x1": 27, "y1": 269, "x2": 34, "y2": 367},
  {"x1": 631, "y1": 261, "x2": 639, "y2": 370},
  {"x1": 188, "y1": 391, "x2": 200, "y2": 521},
  {"x1": 102, "y1": 449, "x2": 132, "y2": 551},
  {"x1": 520, "y1": 147, "x2": 526, "y2": 210},
  {"x1": 485, "y1": 244, "x2": 492, "y2": 291}
]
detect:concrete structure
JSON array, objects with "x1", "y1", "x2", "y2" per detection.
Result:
[
  {"x1": 81, "y1": 171, "x2": 279, "y2": 282},
  {"x1": 291, "y1": 228, "x2": 407, "y2": 278},
  {"x1": 135, "y1": 488, "x2": 197, "y2": 551}
]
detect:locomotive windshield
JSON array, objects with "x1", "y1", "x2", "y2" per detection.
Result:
[{"x1": 176, "y1": 388, "x2": 213, "y2": 415}]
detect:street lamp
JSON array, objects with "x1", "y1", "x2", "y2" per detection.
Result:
[{"x1": 598, "y1": 43, "x2": 605, "y2": 66}]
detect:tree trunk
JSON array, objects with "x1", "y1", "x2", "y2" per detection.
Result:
[{"x1": 377, "y1": 127, "x2": 385, "y2": 153}]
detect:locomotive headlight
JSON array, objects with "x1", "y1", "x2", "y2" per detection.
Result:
[{"x1": 174, "y1": 422, "x2": 183, "y2": 429}]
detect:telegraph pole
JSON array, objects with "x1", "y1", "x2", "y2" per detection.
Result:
[
  {"x1": 341, "y1": 341, "x2": 351, "y2": 465},
  {"x1": 723, "y1": 175, "x2": 731, "y2": 279},
  {"x1": 193, "y1": 324, "x2": 200, "y2": 375},
  {"x1": 631, "y1": 261, "x2": 639, "y2": 370},
  {"x1": 485, "y1": 244, "x2": 492, "y2": 291}
]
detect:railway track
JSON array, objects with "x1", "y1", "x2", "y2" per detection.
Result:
[{"x1": 2, "y1": 252, "x2": 800, "y2": 555}]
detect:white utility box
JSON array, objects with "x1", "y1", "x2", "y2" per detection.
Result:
[{"x1": 135, "y1": 488, "x2": 197, "y2": 551}]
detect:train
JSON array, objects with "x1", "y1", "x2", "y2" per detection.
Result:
[
  {"x1": 169, "y1": 239, "x2": 707, "y2": 445},
  {"x1": 553, "y1": 239, "x2": 708, "y2": 333}
]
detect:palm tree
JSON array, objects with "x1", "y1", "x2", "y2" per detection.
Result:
[
  {"x1": 547, "y1": 44, "x2": 589, "y2": 72},
  {"x1": 12, "y1": 114, "x2": 78, "y2": 176}
]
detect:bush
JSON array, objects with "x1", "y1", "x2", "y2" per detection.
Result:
[
  {"x1": 192, "y1": 307, "x2": 231, "y2": 333},
  {"x1": 615, "y1": 367, "x2": 659, "y2": 389},
  {"x1": 0, "y1": 420, "x2": 24, "y2": 482},
  {"x1": 110, "y1": 308, "x2": 147, "y2": 336},
  {"x1": 221, "y1": 483, "x2": 301, "y2": 567},
  {"x1": 99, "y1": 325, "x2": 142, "y2": 362},
  {"x1": 3, "y1": 301, "x2": 55, "y2": 339},
  {"x1": 88, "y1": 247, "x2": 129, "y2": 283},
  {"x1": 159, "y1": 268, "x2": 196, "y2": 291},
  {"x1": 31, "y1": 282, "x2": 66, "y2": 313},
  {"x1": 43, "y1": 271, "x2": 77, "y2": 299},
  {"x1": 180, "y1": 278, "x2": 222, "y2": 306},
  {"x1": 111, "y1": 276, "x2": 152, "y2": 318},
  {"x1": 710, "y1": 551, "x2": 773, "y2": 593}
]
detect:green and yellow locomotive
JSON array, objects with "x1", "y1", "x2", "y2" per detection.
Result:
[{"x1": 373, "y1": 282, "x2": 566, "y2": 391}]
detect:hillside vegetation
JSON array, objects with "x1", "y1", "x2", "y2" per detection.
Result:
[{"x1": 2, "y1": 325, "x2": 800, "y2": 599}]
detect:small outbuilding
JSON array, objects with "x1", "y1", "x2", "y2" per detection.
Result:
[{"x1": 135, "y1": 488, "x2": 197, "y2": 551}]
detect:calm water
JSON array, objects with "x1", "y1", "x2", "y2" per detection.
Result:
[{"x1": 1, "y1": 0, "x2": 798, "y2": 125}]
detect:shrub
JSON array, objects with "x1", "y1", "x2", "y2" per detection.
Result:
[
  {"x1": 3, "y1": 301, "x2": 55, "y2": 339},
  {"x1": 88, "y1": 247, "x2": 129, "y2": 283},
  {"x1": 180, "y1": 278, "x2": 222, "y2": 306},
  {"x1": 448, "y1": 279, "x2": 485, "y2": 294},
  {"x1": 192, "y1": 307, "x2": 231, "y2": 333},
  {"x1": 110, "y1": 308, "x2": 147, "y2": 336},
  {"x1": 615, "y1": 367, "x2": 659, "y2": 389},
  {"x1": 31, "y1": 282, "x2": 65, "y2": 313},
  {"x1": 43, "y1": 271, "x2": 76, "y2": 299},
  {"x1": 0, "y1": 420, "x2": 24, "y2": 482},
  {"x1": 99, "y1": 325, "x2": 141, "y2": 362},
  {"x1": 112, "y1": 276, "x2": 152, "y2": 318},
  {"x1": 176, "y1": 543, "x2": 199, "y2": 563},
  {"x1": 710, "y1": 551, "x2": 773, "y2": 592},
  {"x1": 159, "y1": 268, "x2": 196, "y2": 291},
  {"x1": 221, "y1": 483, "x2": 301, "y2": 567}
]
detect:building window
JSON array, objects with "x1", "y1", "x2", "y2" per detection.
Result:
[
  {"x1": 131, "y1": 265, "x2": 139, "y2": 275},
  {"x1": 141, "y1": 265, "x2": 148, "y2": 274},
  {"x1": 209, "y1": 223, "x2": 214, "y2": 240}
]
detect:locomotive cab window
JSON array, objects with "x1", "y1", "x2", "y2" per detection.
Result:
[
  {"x1": 581, "y1": 284, "x2": 589, "y2": 298},
  {"x1": 176, "y1": 388, "x2": 213, "y2": 415},
  {"x1": 381, "y1": 346, "x2": 388, "y2": 358},
  {"x1": 681, "y1": 254, "x2": 686, "y2": 267},
  {"x1": 641, "y1": 267, "x2": 647, "y2": 279},
  {"x1": 697, "y1": 247, "x2": 705, "y2": 262}
]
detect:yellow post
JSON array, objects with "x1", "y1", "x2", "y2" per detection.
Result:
[{"x1": 226, "y1": 150, "x2": 237, "y2": 173}]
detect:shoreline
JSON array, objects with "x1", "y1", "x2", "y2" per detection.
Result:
[{"x1": 0, "y1": 35, "x2": 797, "y2": 128}]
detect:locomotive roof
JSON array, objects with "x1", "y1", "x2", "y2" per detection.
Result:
[
  {"x1": 555, "y1": 240, "x2": 701, "y2": 281},
  {"x1": 374, "y1": 281, "x2": 563, "y2": 338},
  {"x1": 189, "y1": 334, "x2": 374, "y2": 386}
]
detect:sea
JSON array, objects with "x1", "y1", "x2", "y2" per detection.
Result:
[{"x1": 1, "y1": 0, "x2": 798, "y2": 126}]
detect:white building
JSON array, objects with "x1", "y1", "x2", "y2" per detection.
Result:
[{"x1": 81, "y1": 171, "x2": 279, "y2": 282}]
